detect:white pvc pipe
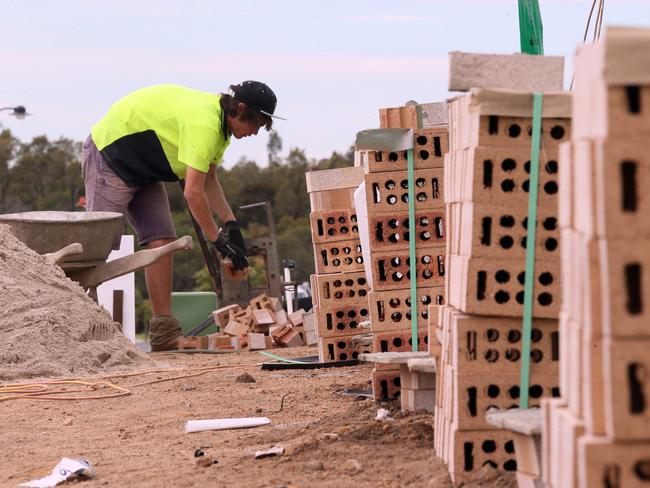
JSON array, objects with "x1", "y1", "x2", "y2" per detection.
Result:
[
  {"x1": 284, "y1": 267, "x2": 294, "y2": 314},
  {"x1": 185, "y1": 417, "x2": 271, "y2": 433}
]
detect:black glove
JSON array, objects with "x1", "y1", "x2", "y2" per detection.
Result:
[{"x1": 213, "y1": 221, "x2": 249, "y2": 270}]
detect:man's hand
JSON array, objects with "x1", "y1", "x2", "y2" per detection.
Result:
[{"x1": 212, "y1": 221, "x2": 249, "y2": 270}]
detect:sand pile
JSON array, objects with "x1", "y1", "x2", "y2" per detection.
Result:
[{"x1": 0, "y1": 224, "x2": 149, "y2": 380}]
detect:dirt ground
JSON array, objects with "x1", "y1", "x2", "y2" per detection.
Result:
[{"x1": 0, "y1": 346, "x2": 456, "y2": 488}]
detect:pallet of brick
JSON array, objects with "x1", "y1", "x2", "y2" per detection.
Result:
[
  {"x1": 542, "y1": 27, "x2": 650, "y2": 488},
  {"x1": 306, "y1": 166, "x2": 373, "y2": 363}
]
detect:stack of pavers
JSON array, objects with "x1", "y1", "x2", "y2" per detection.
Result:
[
  {"x1": 354, "y1": 102, "x2": 449, "y2": 401},
  {"x1": 431, "y1": 53, "x2": 571, "y2": 484},
  {"x1": 542, "y1": 26, "x2": 650, "y2": 488},
  {"x1": 305, "y1": 166, "x2": 374, "y2": 363}
]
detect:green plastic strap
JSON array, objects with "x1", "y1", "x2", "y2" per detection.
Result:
[
  {"x1": 258, "y1": 351, "x2": 308, "y2": 364},
  {"x1": 519, "y1": 93, "x2": 544, "y2": 409},
  {"x1": 415, "y1": 105, "x2": 423, "y2": 129},
  {"x1": 407, "y1": 148, "x2": 419, "y2": 352},
  {"x1": 518, "y1": 0, "x2": 544, "y2": 55}
]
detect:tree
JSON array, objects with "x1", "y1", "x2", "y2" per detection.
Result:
[
  {"x1": 0, "y1": 128, "x2": 18, "y2": 212},
  {"x1": 267, "y1": 130, "x2": 282, "y2": 166}
]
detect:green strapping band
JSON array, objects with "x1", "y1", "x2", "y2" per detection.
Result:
[
  {"x1": 519, "y1": 92, "x2": 544, "y2": 409},
  {"x1": 407, "y1": 148, "x2": 419, "y2": 351},
  {"x1": 258, "y1": 351, "x2": 308, "y2": 364},
  {"x1": 415, "y1": 105, "x2": 424, "y2": 130}
]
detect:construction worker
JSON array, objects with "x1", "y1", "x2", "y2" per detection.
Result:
[{"x1": 81, "y1": 81, "x2": 283, "y2": 351}]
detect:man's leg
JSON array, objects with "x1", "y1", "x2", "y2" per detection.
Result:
[{"x1": 144, "y1": 238, "x2": 175, "y2": 317}]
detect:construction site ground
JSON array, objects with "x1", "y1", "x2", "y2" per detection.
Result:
[{"x1": 0, "y1": 346, "x2": 455, "y2": 488}]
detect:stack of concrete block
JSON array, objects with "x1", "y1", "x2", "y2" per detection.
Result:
[
  {"x1": 542, "y1": 26, "x2": 650, "y2": 488},
  {"x1": 353, "y1": 103, "x2": 449, "y2": 401},
  {"x1": 178, "y1": 294, "x2": 313, "y2": 351},
  {"x1": 306, "y1": 166, "x2": 373, "y2": 363},
  {"x1": 432, "y1": 82, "x2": 571, "y2": 483}
]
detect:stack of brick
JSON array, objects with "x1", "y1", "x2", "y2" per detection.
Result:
[
  {"x1": 542, "y1": 26, "x2": 650, "y2": 488},
  {"x1": 306, "y1": 166, "x2": 373, "y2": 363},
  {"x1": 177, "y1": 293, "x2": 314, "y2": 351},
  {"x1": 354, "y1": 103, "x2": 449, "y2": 401},
  {"x1": 432, "y1": 86, "x2": 571, "y2": 483}
]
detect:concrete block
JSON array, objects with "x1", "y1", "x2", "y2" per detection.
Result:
[
  {"x1": 369, "y1": 287, "x2": 444, "y2": 333},
  {"x1": 309, "y1": 209, "x2": 359, "y2": 244},
  {"x1": 313, "y1": 239, "x2": 364, "y2": 274},
  {"x1": 247, "y1": 332, "x2": 267, "y2": 350},
  {"x1": 305, "y1": 166, "x2": 364, "y2": 193}
]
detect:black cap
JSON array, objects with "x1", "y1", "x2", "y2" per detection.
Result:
[{"x1": 231, "y1": 80, "x2": 285, "y2": 120}]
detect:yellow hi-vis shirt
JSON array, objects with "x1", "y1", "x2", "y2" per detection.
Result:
[{"x1": 91, "y1": 84, "x2": 230, "y2": 186}]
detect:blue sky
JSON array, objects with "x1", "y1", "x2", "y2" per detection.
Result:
[{"x1": 1, "y1": 0, "x2": 648, "y2": 167}]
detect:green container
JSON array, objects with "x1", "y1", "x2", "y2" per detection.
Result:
[{"x1": 171, "y1": 292, "x2": 218, "y2": 336}]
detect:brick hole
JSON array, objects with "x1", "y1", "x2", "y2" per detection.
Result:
[
  {"x1": 483, "y1": 461, "x2": 498, "y2": 469},
  {"x1": 400, "y1": 179, "x2": 409, "y2": 189},
  {"x1": 416, "y1": 135, "x2": 428, "y2": 145},
  {"x1": 435, "y1": 295, "x2": 444, "y2": 305},
  {"x1": 387, "y1": 194, "x2": 397, "y2": 205},
  {"x1": 385, "y1": 180, "x2": 396, "y2": 190},
  {"x1": 539, "y1": 272, "x2": 554, "y2": 286},
  {"x1": 495, "y1": 290, "x2": 510, "y2": 304},
  {"x1": 488, "y1": 115, "x2": 499, "y2": 134},
  {"x1": 405, "y1": 311, "x2": 412, "y2": 320},
  {"x1": 390, "y1": 257, "x2": 400, "y2": 266},
  {"x1": 416, "y1": 192, "x2": 427, "y2": 202},
  {"x1": 405, "y1": 297, "x2": 411, "y2": 306},
  {"x1": 356, "y1": 256, "x2": 364, "y2": 264},
  {"x1": 420, "y1": 231, "x2": 431, "y2": 241},
  {"x1": 332, "y1": 259, "x2": 341, "y2": 266},
  {"x1": 351, "y1": 351, "x2": 359, "y2": 360},
  {"x1": 486, "y1": 328, "x2": 500, "y2": 342},
  {"x1": 344, "y1": 257, "x2": 353, "y2": 265},
  {"x1": 464, "y1": 442, "x2": 475, "y2": 471},
  {"x1": 516, "y1": 291, "x2": 525, "y2": 304},
  {"x1": 374, "y1": 151, "x2": 383, "y2": 162},
  {"x1": 485, "y1": 349, "x2": 499, "y2": 363},
  {"x1": 544, "y1": 181, "x2": 558, "y2": 194},
  {"x1": 360, "y1": 309, "x2": 368, "y2": 317},
  {"x1": 504, "y1": 440, "x2": 515, "y2": 454},
  {"x1": 531, "y1": 349, "x2": 544, "y2": 363},
  {"x1": 433, "y1": 137, "x2": 442, "y2": 157},
  {"x1": 482, "y1": 440, "x2": 497, "y2": 453},
  {"x1": 501, "y1": 158, "x2": 516, "y2": 172},
  {"x1": 335, "y1": 311, "x2": 345, "y2": 319},
  {"x1": 524, "y1": 160, "x2": 531, "y2": 174},
  {"x1": 481, "y1": 217, "x2": 492, "y2": 246},
  {"x1": 501, "y1": 179, "x2": 515, "y2": 192},
  {"x1": 483, "y1": 160, "x2": 494, "y2": 188},
  {"x1": 529, "y1": 384, "x2": 544, "y2": 398},
  {"x1": 499, "y1": 236, "x2": 514, "y2": 249},
  {"x1": 622, "y1": 161, "x2": 639, "y2": 212},
  {"x1": 508, "y1": 385, "x2": 520, "y2": 399},
  {"x1": 628, "y1": 363, "x2": 646, "y2": 414},
  {"x1": 393, "y1": 337, "x2": 403, "y2": 348},
  {"x1": 419, "y1": 150, "x2": 429, "y2": 160},
  {"x1": 393, "y1": 376, "x2": 401, "y2": 387},
  {"x1": 477, "y1": 271, "x2": 487, "y2": 300},
  {"x1": 327, "y1": 229, "x2": 336, "y2": 236},
  {"x1": 401, "y1": 193, "x2": 410, "y2": 203},
  {"x1": 351, "y1": 214, "x2": 357, "y2": 222},
  {"x1": 388, "y1": 233, "x2": 400, "y2": 243},
  {"x1": 415, "y1": 177, "x2": 425, "y2": 187},
  {"x1": 435, "y1": 217, "x2": 444, "y2": 238},
  {"x1": 389, "y1": 298, "x2": 400, "y2": 308},
  {"x1": 551, "y1": 332, "x2": 559, "y2": 361},
  {"x1": 487, "y1": 384, "x2": 500, "y2": 398},
  {"x1": 339, "y1": 353, "x2": 348, "y2": 360},
  {"x1": 517, "y1": 272, "x2": 526, "y2": 285},
  {"x1": 495, "y1": 270, "x2": 510, "y2": 283},
  {"x1": 358, "y1": 277, "x2": 366, "y2": 285},
  {"x1": 388, "y1": 152, "x2": 399, "y2": 162},
  {"x1": 500, "y1": 215, "x2": 515, "y2": 227},
  {"x1": 343, "y1": 246, "x2": 352, "y2": 255},
  {"x1": 347, "y1": 310, "x2": 357, "y2": 318},
  {"x1": 503, "y1": 460, "x2": 517, "y2": 471},
  {"x1": 340, "y1": 226, "x2": 349, "y2": 234},
  {"x1": 421, "y1": 255, "x2": 432, "y2": 264},
  {"x1": 336, "y1": 341, "x2": 346, "y2": 349},
  {"x1": 633, "y1": 460, "x2": 650, "y2": 480},
  {"x1": 334, "y1": 291, "x2": 343, "y2": 299},
  {"x1": 422, "y1": 269, "x2": 433, "y2": 279},
  {"x1": 372, "y1": 183, "x2": 381, "y2": 203},
  {"x1": 359, "y1": 290, "x2": 367, "y2": 297},
  {"x1": 552, "y1": 387, "x2": 561, "y2": 398},
  {"x1": 327, "y1": 216, "x2": 336, "y2": 224},
  {"x1": 333, "y1": 279, "x2": 342, "y2": 288},
  {"x1": 327, "y1": 344, "x2": 335, "y2": 360},
  {"x1": 348, "y1": 290, "x2": 356, "y2": 298},
  {"x1": 392, "y1": 272, "x2": 404, "y2": 282},
  {"x1": 467, "y1": 387, "x2": 478, "y2": 416},
  {"x1": 545, "y1": 160, "x2": 558, "y2": 174},
  {"x1": 343, "y1": 279, "x2": 353, "y2": 287},
  {"x1": 421, "y1": 295, "x2": 432, "y2": 305},
  {"x1": 530, "y1": 328, "x2": 543, "y2": 343},
  {"x1": 419, "y1": 216, "x2": 430, "y2": 226},
  {"x1": 625, "y1": 263, "x2": 643, "y2": 314},
  {"x1": 522, "y1": 180, "x2": 530, "y2": 192},
  {"x1": 331, "y1": 247, "x2": 341, "y2": 256},
  {"x1": 505, "y1": 349, "x2": 521, "y2": 362},
  {"x1": 543, "y1": 217, "x2": 557, "y2": 230},
  {"x1": 508, "y1": 124, "x2": 521, "y2": 137},
  {"x1": 336, "y1": 322, "x2": 346, "y2": 330},
  {"x1": 538, "y1": 292, "x2": 553, "y2": 306},
  {"x1": 549, "y1": 125, "x2": 565, "y2": 140},
  {"x1": 507, "y1": 330, "x2": 521, "y2": 343},
  {"x1": 391, "y1": 312, "x2": 402, "y2": 322}
]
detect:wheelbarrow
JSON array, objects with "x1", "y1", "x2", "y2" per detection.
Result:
[{"x1": 0, "y1": 211, "x2": 193, "y2": 300}]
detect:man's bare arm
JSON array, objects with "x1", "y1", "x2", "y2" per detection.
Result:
[
  {"x1": 183, "y1": 166, "x2": 221, "y2": 242},
  {"x1": 204, "y1": 165, "x2": 236, "y2": 223}
]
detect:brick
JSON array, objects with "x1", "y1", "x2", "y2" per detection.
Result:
[
  {"x1": 273, "y1": 308, "x2": 289, "y2": 327},
  {"x1": 309, "y1": 187, "x2": 356, "y2": 213},
  {"x1": 313, "y1": 239, "x2": 364, "y2": 274},
  {"x1": 309, "y1": 209, "x2": 359, "y2": 244},
  {"x1": 366, "y1": 209, "x2": 446, "y2": 252},
  {"x1": 367, "y1": 247, "x2": 445, "y2": 292},
  {"x1": 305, "y1": 166, "x2": 364, "y2": 193},
  {"x1": 314, "y1": 304, "x2": 370, "y2": 338},
  {"x1": 277, "y1": 328, "x2": 304, "y2": 347},
  {"x1": 361, "y1": 168, "x2": 444, "y2": 214},
  {"x1": 252, "y1": 309, "x2": 275, "y2": 326},
  {"x1": 224, "y1": 319, "x2": 249, "y2": 337},
  {"x1": 399, "y1": 364, "x2": 436, "y2": 390},
  {"x1": 512, "y1": 432, "x2": 541, "y2": 477},
  {"x1": 577, "y1": 435, "x2": 650, "y2": 488},
  {"x1": 247, "y1": 332, "x2": 267, "y2": 351},
  {"x1": 448, "y1": 52, "x2": 564, "y2": 92},
  {"x1": 369, "y1": 287, "x2": 444, "y2": 333},
  {"x1": 301, "y1": 310, "x2": 315, "y2": 332},
  {"x1": 249, "y1": 293, "x2": 272, "y2": 310},
  {"x1": 447, "y1": 202, "x2": 560, "y2": 260},
  {"x1": 317, "y1": 335, "x2": 372, "y2": 363},
  {"x1": 313, "y1": 271, "x2": 369, "y2": 308},
  {"x1": 448, "y1": 428, "x2": 517, "y2": 484},
  {"x1": 400, "y1": 387, "x2": 435, "y2": 413},
  {"x1": 288, "y1": 310, "x2": 304, "y2": 327},
  {"x1": 178, "y1": 336, "x2": 208, "y2": 350},
  {"x1": 269, "y1": 296, "x2": 283, "y2": 312},
  {"x1": 207, "y1": 333, "x2": 232, "y2": 350},
  {"x1": 379, "y1": 104, "x2": 418, "y2": 129},
  {"x1": 361, "y1": 127, "x2": 449, "y2": 173},
  {"x1": 264, "y1": 335, "x2": 274, "y2": 349},
  {"x1": 212, "y1": 304, "x2": 242, "y2": 329},
  {"x1": 373, "y1": 329, "x2": 428, "y2": 354},
  {"x1": 447, "y1": 255, "x2": 560, "y2": 318},
  {"x1": 371, "y1": 368, "x2": 401, "y2": 401}
]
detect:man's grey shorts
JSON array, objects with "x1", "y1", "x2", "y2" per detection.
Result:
[{"x1": 81, "y1": 136, "x2": 177, "y2": 246}]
